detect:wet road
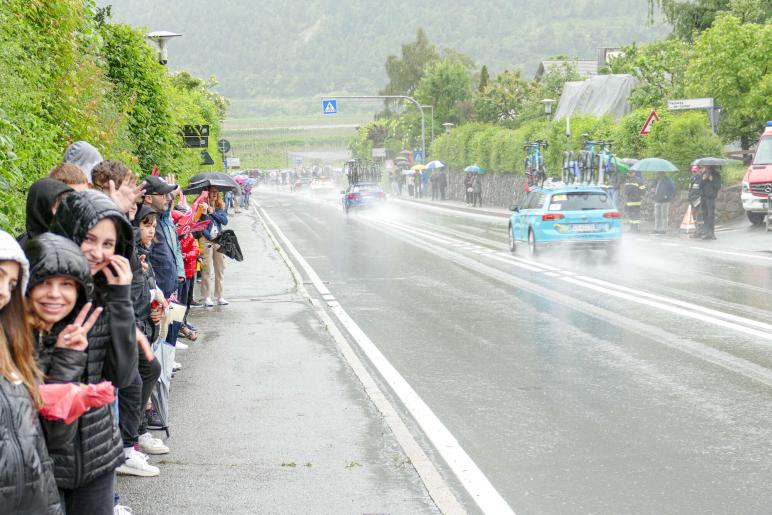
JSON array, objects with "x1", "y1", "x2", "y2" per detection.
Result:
[{"x1": 254, "y1": 188, "x2": 772, "y2": 514}]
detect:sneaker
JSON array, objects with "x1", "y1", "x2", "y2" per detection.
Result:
[
  {"x1": 116, "y1": 448, "x2": 159, "y2": 477},
  {"x1": 138, "y1": 433, "x2": 169, "y2": 455},
  {"x1": 189, "y1": 300, "x2": 203, "y2": 308},
  {"x1": 114, "y1": 505, "x2": 134, "y2": 515},
  {"x1": 203, "y1": 297, "x2": 214, "y2": 307},
  {"x1": 176, "y1": 341, "x2": 188, "y2": 350},
  {"x1": 216, "y1": 297, "x2": 229, "y2": 305},
  {"x1": 173, "y1": 361, "x2": 182, "y2": 371}
]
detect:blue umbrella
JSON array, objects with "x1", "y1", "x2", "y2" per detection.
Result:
[
  {"x1": 631, "y1": 158, "x2": 678, "y2": 173},
  {"x1": 464, "y1": 164, "x2": 486, "y2": 174},
  {"x1": 425, "y1": 160, "x2": 445, "y2": 170}
]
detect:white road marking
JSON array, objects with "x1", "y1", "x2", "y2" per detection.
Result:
[
  {"x1": 257, "y1": 206, "x2": 515, "y2": 515},
  {"x1": 691, "y1": 246, "x2": 772, "y2": 263},
  {"x1": 563, "y1": 275, "x2": 772, "y2": 342}
]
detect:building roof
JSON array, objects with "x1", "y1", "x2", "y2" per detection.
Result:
[{"x1": 535, "y1": 60, "x2": 598, "y2": 81}]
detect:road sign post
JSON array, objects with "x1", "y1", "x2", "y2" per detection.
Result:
[
  {"x1": 639, "y1": 110, "x2": 660, "y2": 135},
  {"x1": 667, "y1": 98, "x2": 719, "y2": 134}
]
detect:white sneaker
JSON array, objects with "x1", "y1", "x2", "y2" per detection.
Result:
[
  {"x1": 138, "y1": 433, "x2": 169, "y2": 455},
  {"x1": 203, "y1": 297, "x2": 214, "y2": 307},
  {"x1": 216, "y1": 297, "x2": 229, "y2": 305},
  {"x1": 114, "y1": 505, "x2": 134, "y2": 515},
  {"x1": 116, "y1": 448, "x2": 159, "y2": 477},
  {"x1": 176, "y1": 341, "x2": 188, "y2": 350},
  {"x1": 173, "y1": 361, "x2": 182, "y2": 370}
]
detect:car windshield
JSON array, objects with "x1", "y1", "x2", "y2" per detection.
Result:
[
  {"x1": 753, "y1": 136, "x2": 772, "y2": 165},
  {"x1": 549, "y1": 192, "x2": 613, "y2": 211}
]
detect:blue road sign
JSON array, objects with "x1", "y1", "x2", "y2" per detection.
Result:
[
  {"x1": 323, "y1": 99, "x2": 337, "y2": 115},
  {"x1": 413, "y1": 150, "x2": 424, "y2": 163}
]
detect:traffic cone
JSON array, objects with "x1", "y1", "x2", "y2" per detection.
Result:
[{"x1": 680, "y1": 205, "x2": 696, "y2": 233}]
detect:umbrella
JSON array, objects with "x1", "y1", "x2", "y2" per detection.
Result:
[
  {"x1": 183, "y1": 172, "x2": 239, "y2": 194},
  {"x1": 233, "y1": 174, "x2": 247, "y2": 184},
  {"x1": 425, "y1": 160, "x2": 445, "y2": 170},
  {"x1": 39, "y1": 382, "x2": 115, "y2": 425},
  {"x1": 464, "y1": 164, "x2": 486, "y2": 174},
  {"x1": 691, "y1": 157, "x2": 727, "y2": 167},
  {"x1": 150, "y1": 339, "x2": 175, "y2": 437},
  {"x1": 620, "y1": 158, "x2": 639, "y2": 166},
  {"x1": 214, "y1": 230, "x2": 243, "y2": 261},
  {"x1": 401, "y1": 169, "x2": 416, "y2": 176},
  {"x1": 631, "y1": 158, "x2": 678, "y2": 173},
  {"x1": 411, "y1": 164, "x2": 427, "y2": 171}
]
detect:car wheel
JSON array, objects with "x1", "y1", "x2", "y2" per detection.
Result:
[
  {"x1": 528, "y1": 229, "x2": 537, "y2": 256},
  {"x1": 508, "y1": 224, "x2": 517, "y2": 253},
  {"x1": 747, "y1": 211, "x2": 765, "y2": 225}
]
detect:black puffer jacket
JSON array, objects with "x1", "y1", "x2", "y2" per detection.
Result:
[
  {"x1": 25, "y1": 234, "x2": 94, "y2": 450},
  {"x1": 49, "y1": 190, "x2": 137, "y2": 488},
  {"x1": 0, "y1": 377, "x2": 63, "y2": 515}
]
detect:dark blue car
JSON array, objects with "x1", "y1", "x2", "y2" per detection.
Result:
[{"x1": 341, "y1": 182, "x2": 386, "y2": 213}]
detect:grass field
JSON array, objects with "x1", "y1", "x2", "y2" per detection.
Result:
[{"x1": 223, "y1": 113, "x2": 365, "y2": 169}]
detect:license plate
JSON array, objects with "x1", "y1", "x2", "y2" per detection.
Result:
[{"x1": 572, "y1": 224, "x2": 598, "y2": 232}]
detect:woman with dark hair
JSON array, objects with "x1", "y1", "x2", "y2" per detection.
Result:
[
  {"x1": 0, "y1": 230, "x2": 64, "y2": 514},
  {"x1": 49, "y1": 189, "x2": 138, "y2": 514}
]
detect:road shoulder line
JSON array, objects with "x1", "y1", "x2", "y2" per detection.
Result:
[{"x1": 252, "y1": 203, "x2": 471, "y2": 515}]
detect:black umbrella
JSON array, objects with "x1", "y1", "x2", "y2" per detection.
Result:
[
  {"x1": 691, "y1": 157, "x2": 727, "y2": 167},
  {"x1": 183, "y1": 172, "x2": 239, "y2": 194},
  {"x1": 213, "y1": 230, "x2": 243, "y2": 261}
]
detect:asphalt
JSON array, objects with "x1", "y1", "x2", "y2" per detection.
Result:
[
  {"x1": 252, "y1": 188, "x2": 772, "y2": 514},
  {"x1": 117, "y1": 208, "x2": 440, "y2": 514}
]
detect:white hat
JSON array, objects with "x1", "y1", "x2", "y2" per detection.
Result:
[{"x1": 0, "y1": 230, "x2": 29, "y2": 293}]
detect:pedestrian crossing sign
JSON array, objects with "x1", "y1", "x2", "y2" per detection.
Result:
[{"x1": 323, "y1": 99, "x2": 337, "y2": 115}]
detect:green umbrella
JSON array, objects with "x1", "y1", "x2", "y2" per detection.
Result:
[
  {"x1": 630, "y1": 157, "x2": 678, "y2": 173},
  {"x1": 464, "y1": 164, "x2": 486, "y2": 174}
]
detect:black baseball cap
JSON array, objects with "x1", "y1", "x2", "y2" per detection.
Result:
[{"x1": 143, "y1": 176, "x2": 177, "y2": 196}]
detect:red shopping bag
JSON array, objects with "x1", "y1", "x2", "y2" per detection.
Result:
[{"x1": 38, "y1": 382, "x2": 115, "y2": 425}]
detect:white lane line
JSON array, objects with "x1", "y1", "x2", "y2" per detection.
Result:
[
  {"x1": 486, "y1": 254, "x2": 546, "y2": 272},
  {"x1": 692, "y1": 246, "x2": 772, "y2": 263},
  {"x1": 258, "y1": 207, "x2": 515, "y2": 515},
  {"x1": 562, "y1": 276, "x2": 772, "y2": 343},
  {"x1": 575, "y1": 274, "x2": 772, "y2": 333}
]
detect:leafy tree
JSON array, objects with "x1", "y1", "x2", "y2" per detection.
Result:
[
  {"x1": 519, "y1": 61, "x2": 581, "y2": 124},
  {"x1": 414, "y1": 57, "x2": 473, "y2": 127},
  {"x1": 649, "y1": 0, "x2": 770, "y2": 39},
  {"x1": 606, "y1": 39, "x2": 691, "y2": 109},
  {"x1": 380, "y1": 28, "x2": 439, "y2": 97},
  {"x1": 473, "y1": 70, "x2": 534, "y2": 126},
  {"x1": 685, "y1": 15, "x2": 772, "y2": 148},
  {"x1": 478, "y1": 65, "x2": 490, "y2": 92}
]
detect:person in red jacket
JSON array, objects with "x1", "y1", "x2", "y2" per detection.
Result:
[{"x1": 178, "y1": 227, "x2": 200, "y2": 340}]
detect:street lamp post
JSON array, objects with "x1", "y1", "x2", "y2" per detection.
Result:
[
  {"x1": 421, "y1": 105, "x2": 435, "y2": 144},
  {"x1": 146, "y1": 31, "x2": 181, "y2": 65},
  {"x1": 442, "y1": 122, "x2": 455, "y2": 133},
  {"x1": 541, "y1": 99, "x2": 556, "y2": 128}
]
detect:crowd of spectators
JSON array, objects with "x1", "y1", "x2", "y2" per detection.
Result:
[{"x1": 0, "y1": 141, "x2": 234, "y2": 514}]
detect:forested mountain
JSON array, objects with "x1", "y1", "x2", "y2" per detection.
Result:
[{"x1": 105, "y1": 0, "x2": 667, "y2": 101}]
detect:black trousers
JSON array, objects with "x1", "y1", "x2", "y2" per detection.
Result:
[
  {"x1": 59, "y1": 470, "x2": 115, "y2": 515},
  {"x1": 119, "y1": 353, "x2": 161, "y2": 445},
  {"x1": 701, "y1": 197, "x2": 716, "y2": 236}
]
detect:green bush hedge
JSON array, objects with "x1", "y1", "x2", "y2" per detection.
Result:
[
  {"x1": 0, "y1": 1, "x2": 226, "y2": 234},
  {"x1": 429, "y1": 108, "x2": 722, "y2": 185}
]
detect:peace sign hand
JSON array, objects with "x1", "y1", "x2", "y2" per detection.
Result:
[{"x1": 55, "y1": 303, "x2": 103, "y2": 352}]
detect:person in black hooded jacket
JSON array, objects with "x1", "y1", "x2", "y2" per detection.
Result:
[
  {"x1": 0, "y1": 230, "x2": 63, "y2": 515},
  {"x1": 48, "y1": 190, "x2": 137, "y2": 514},
  {"x1": 17, "y1": 178, "x2": 73, "y2": 248}
]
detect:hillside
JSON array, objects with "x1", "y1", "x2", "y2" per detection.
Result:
[{"x1": 105, "y1": 0, "x2": 667, "y2": 103}]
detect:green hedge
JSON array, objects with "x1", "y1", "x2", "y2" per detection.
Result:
[
  {"x1": 0, "y1": 1, "x2": 226, "y2": 234},
  {"x1": 429, "y1": 109, "x2": 722, "y2": 184}
]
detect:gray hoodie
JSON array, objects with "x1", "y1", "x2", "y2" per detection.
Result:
[{"x1": 62, "y1": 141, "x2": 103, "y2": 182}]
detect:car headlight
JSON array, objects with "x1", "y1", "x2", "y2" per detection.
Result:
[{"x1": 742, "y1": 181, "x2": 750, "y2": 193}]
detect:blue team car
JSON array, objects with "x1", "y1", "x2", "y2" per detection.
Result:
[
  {"x1": 508, "y1": 185, "x2": 622, "y2": 257},
  {"x1": 341, "y1": 182, "x2": 386, "y2": 213}
]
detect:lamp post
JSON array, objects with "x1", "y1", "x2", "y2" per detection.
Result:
[
  {"x1": 146, "y1": 31, "x2": 181, "y2": 65},
  {"x1": 421, "y1": 105, "x2": 435, "y2": 143},
  {"x1": 541, "y1": 99, "x2": 556, "y2": 128},
  {"x1": 442, "y1": 122, "x2": 455, "y2": 133}
]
